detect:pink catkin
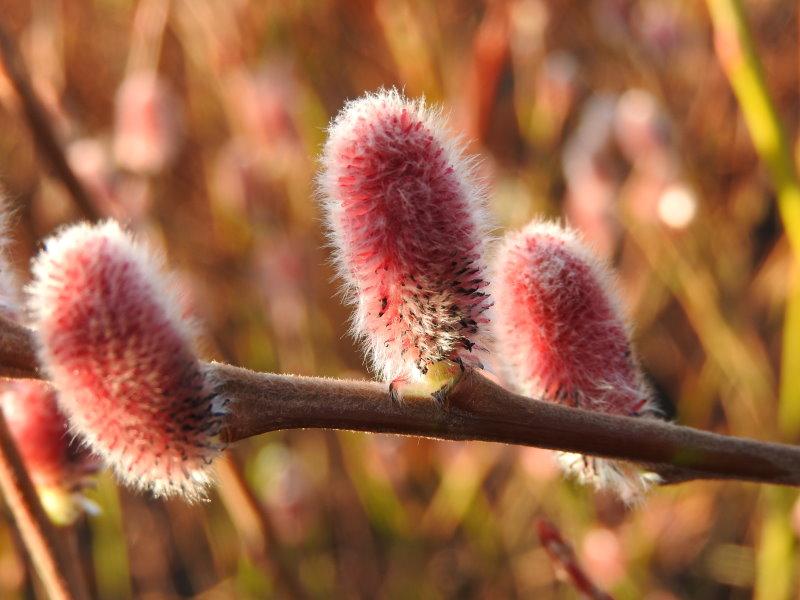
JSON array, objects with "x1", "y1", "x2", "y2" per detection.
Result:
[
  {"x1": 493, "y1": 221, "x2": 659, "y2": 502},
  {"x1": 318, "y1": 89, "x2": 493, "y2": 383},
  {"x1": 0, "y1": 380, "x2": 98, "y2": 523},
  {"x1": 1, "y1": 381, "x2": 76, "y2": 488},
  {"x1": 29, "y1": 221, "x2": 224, "y2": 500},
  {"x1": 113, "y1": 71, "x2": 183, "y2": 174}
]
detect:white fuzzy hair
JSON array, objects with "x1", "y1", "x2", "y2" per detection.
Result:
[
  {"x1": 28, "y1": 220, "x2": 201, "y2": 355},
  {"x1": 557, "y1": 452, "x2": 661, "y2": 506}
]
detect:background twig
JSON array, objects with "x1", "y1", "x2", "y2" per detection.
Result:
[
  {"x1": 0, "y1": 409, "x2": 88, "y2": 600},
  {"x1": 536, "y1": 518, "x2": 613, "y2": 600},
  {"x1": 0, "y1": 24, "x2": 100, "y2": 222},
  {"x1": 214, "y1": 454, "x2": 308, "y2": 599}
]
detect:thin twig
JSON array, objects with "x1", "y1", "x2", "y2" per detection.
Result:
[
  {"x1": 0, "y1": 24, "x2": 100, "y2": 222},
  {"x1": 214, "y1": 454, "x2": 308, "y2": 599},
  {"x1": 4, "y1": 315, "x2": 800, "y2": 487},
  {"x1": 536, "y1": 518, "x2": 613, "y2": 600},
  {"x1": 0, "y1": 409, "x2": 88, "y2": 600}
]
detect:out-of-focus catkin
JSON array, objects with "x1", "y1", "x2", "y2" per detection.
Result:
[
  {"x1": 0, "y1": 380, "x2": 98, "y2": 524},
  {"x1": 318, "y1": 89, "x2": 493, "y2": 390},
  {"x1": 493, "y1": 220, "x2": 659, "y2": 503},
  {"x1": 113, "y1": 71, "x2": 183, "y2": 174},
  {"x1": 28, "y1": 221, "x2": 225, "y2": 501}
]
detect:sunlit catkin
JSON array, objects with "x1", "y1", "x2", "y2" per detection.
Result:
[
  {"x1": 493, "y1": 220, "x2": 659, "y2": 503},
  {"x1": 318, "y1": 89, "x2": 492, "y2": 394},
  {"x1": 29, "y1": 221, "x2": 225, "y2": 500}
]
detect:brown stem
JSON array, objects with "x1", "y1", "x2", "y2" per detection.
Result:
[
  {"x1": 0, "y1": 315, "x2": 40, "y2": 380},
  {"x1": 0, "y1": 24, "x2": 100, "y2": 222},
  {"x1": 0, "y1": 409, "x2": 88, "y2": 600},
  {"x1": 3, "y1": 315, "x2": 800, "y2": 487}
]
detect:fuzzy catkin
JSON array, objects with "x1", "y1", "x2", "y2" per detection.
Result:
[
  {"x1": 493, "y1": 220, "x2": 659, "y2": 502},
  {"x1": 28, "y1": 221, "x2": 225, "y2": 501},
  {"x1": 318, "y1": 89, "x2": 493, "y2": 384}
]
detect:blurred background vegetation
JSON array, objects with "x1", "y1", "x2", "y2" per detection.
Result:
[{"x1": 0, "y1": 0, "x2": 798, "y2": 598}]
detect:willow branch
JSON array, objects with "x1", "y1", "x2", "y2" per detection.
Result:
[
  {"x1": 212, "y1": 363, "x2": 800, "y2": 486},
  {"x1": 0, "y1": 24, "x2": 100, "y2": 222},
  {"x1": 2, "y1": 315, "x2": 799, "y2": 487}
]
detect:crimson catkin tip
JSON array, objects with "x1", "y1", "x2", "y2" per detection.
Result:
[
  {"x1": 318, "y1": 88, "x2": 493, "y2": 386},
  {"x1": 28, "y1": 220, "x2": 225, "y2": 501}
]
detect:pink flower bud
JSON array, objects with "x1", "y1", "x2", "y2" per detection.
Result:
[
  {"x1": 493, "y1": 221, "x2": 658, "y2": 502},
  {"x1": 318, "y1": 89, "x2": 493, "y2": 384},
  {"x1": 113, "y1": 71, "x2": 183, "y2": 174},
  {"x1": 28, "y1": 221, "x2": 225, "y2": 500},
  {"x1": 0, "y1": 380, "x2": 98, "y2": 524},
  {"x1": 562, "y1": 94, "x2": 621, "y2": 258}
]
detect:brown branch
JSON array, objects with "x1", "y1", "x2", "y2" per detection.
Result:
[
  {"x1": 213, "y1": 363, "x2": 800, "y2": 486},
  {"x1": 0, "y1": 24, "x2": 100, "y2": 222},
  {"x1": 0, "y1": 409, "x2": 88, "y2": 600},
  {"x1": 0, "y1": 314, "x2": 40, "y2": 379},
  {"x1": 3, "y1": 315, "x2": 799, "y2": 487}
]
